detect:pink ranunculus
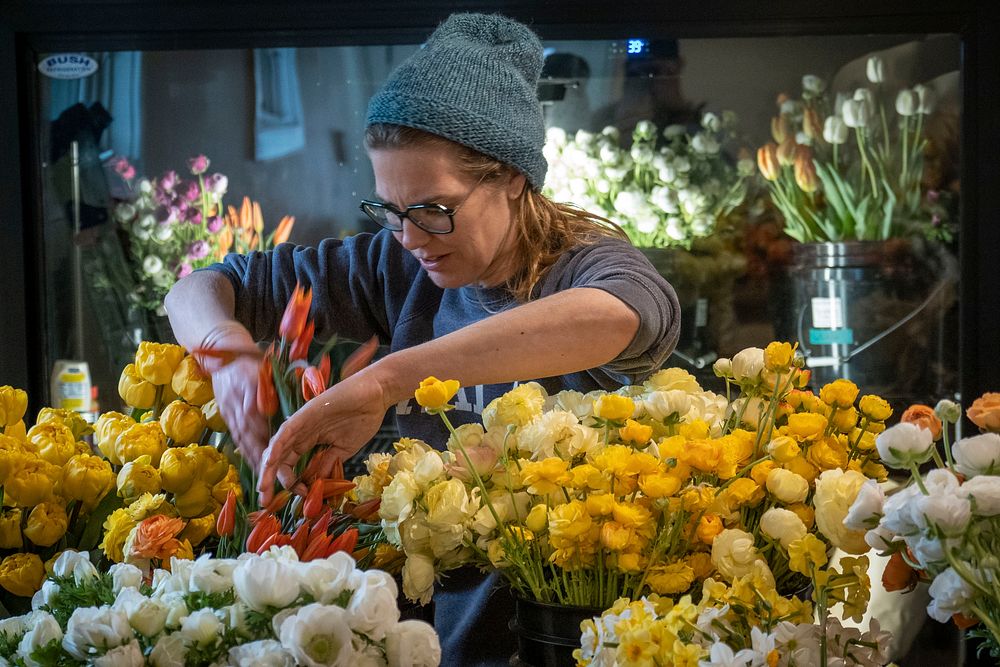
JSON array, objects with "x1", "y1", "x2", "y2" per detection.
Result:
[
  {"x1": 176, "y1": 263, "x2": 194, "y2": 278},
  {"x1": 206, "y1": 216, "x2": 224, "y2": 233},
  {"x1": 188, "y1": 155, "x2": 210, "y2": 176},
  {"x1": 159, "y1": 170, "x2": 179, "y2": 192},
  {"x1": 445, "y1": 444, "x2": 500, "y2": 483},
  {"x1": 187, "y1": 241, "x2": 210, "y2": 260},
  {"x1": 205, "y1": 173, "x2": 228, "y2": 196},
  {"x1": 185, "y1": 208, "x2": 202, "y2": 225},
  {"x1": 182, "y1": 181, "x2": 200, "y2": 202}
]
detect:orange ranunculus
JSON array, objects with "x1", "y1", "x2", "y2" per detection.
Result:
[
  {"x1": 272, "y1": 215, "x2": 296, "y2": 245},
  {"x1": 289, "y1": 321, "x2": 315, "y2": 361},
  {"x1": 901, "y1": 404, "x2": 943, "y2": 441},
  {"x1": 757, "y1": 143, "x2": 780, "y2": 181},
  {"x1": 256, "y1": 356, "x2": 278, "y2": 417},
  {"x1": 968, "y1": 393, "x2": 1000, "y2": 433},
  {"x1": 129, "y1": 515, "x2": 185, "y2": 561},
  {"x1": 302, "y1": 366, "x2": 326, "y2": 402},
  {"x1": 882, "y1": 551, "x2": 919, "y2": 593},
  {"x1": 279, "y1": 284, "x2": 312, "y2": 341},
  {"x1": 953, "y1": 613, "x2": 980, "y2": 630}
]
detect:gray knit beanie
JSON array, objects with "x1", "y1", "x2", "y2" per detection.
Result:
[{"x1": 366, "y1": 13, "x2": 547, "y2": 189}]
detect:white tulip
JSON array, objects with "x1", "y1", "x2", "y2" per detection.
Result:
[
  {"x1": 802, "y1": 74, "x2": 826, "y2": 94},
  {"x1": 895, "y1": 89, "x2": 917, "y2": 116},
  {"x1": 954, "y1": 433, "x2": 1000, "y2": 477},
  {"x1": 927, "y1": 567, "x2": 976, "y2": 622},
  {"x1": 915, "y1": 84, "x2": 936, "y2": 114},
  {"x1": 843, "y1": 479, "x2": 885, "y2": 531},
  {"x1": 385, "y1": 620, "x2": 443, "y2": 667},
  {"x1": 866, "y1": 56, "x2": 885, "y2": 83},
  {"x1": 961, "y1": 475, "x2": 1000, "y2": 515},
  {"x1": 842, "y1": 98, "x2": 872, "y2": 128},
  {"x1": 875, "y1": 422, "x2": 935, "y2": 468}
]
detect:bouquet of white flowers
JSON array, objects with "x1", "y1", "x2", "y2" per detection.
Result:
[{"x1": 0, "y1": 549, "x2": 439, "y2": 666}]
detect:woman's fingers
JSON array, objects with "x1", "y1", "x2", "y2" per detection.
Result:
[{"x1": 258, "y1": 414, "x2": 314, "y2": 504}]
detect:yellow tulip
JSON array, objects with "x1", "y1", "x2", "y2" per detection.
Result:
[
  {"x1": 62, "y1": 454, "x2": 115, "y2": 504},
  {"x1": 413, "y1": 376, "x2": 460, "y2": 410},
  {"x1": 27, "y1": 422, "x2": 78, "y2": 466},
  {"x1": 126, "y1": 493, "x2": 176, "y2": 522},
  {"x1": 593, "y1": 394, "x2": 635, "y2": 422},
  {"x1": 173, "y1": 481, "x2": 215, "y2": 518},
  {"x1": 172, "y1": 539, "x2": 195, "y2": 564},
  {"x1": 0, "y1": 553, "x2": 45, "y2": 597},
  {"x1": 0, "y1": 386, "x2": 27, "y2": 428},
  {"x1": 0, "y1": 434, "x2": 27, "y2": 480},
  {"x1": 211, "y1": 465, "x2": 242, "y2": 505},
  {"x1": 171, "y1": 356, "x2": 214, "y2": 406},
  {"x1": 159, "y1": 400, "x2": 207, "y2": 445},
  {"x1": 36, "y1": 408, "x2": 92, "y2": 440},
  {"x1": 4, "y1": 420, "x2": 26, "y2": 441},
  {"x1": 119, "y1": 363, "x2": 156, "y2": 409},
  {"x1": 114, "y1": 422, "x2": 167, "y2": 467},
  {"x1": 201, "y1": 399, "x2": 228, "y2": 433},
  {"x1": 94, "y1": 412, "x2": 135, "y2": 464},
  {"x1": 117, "y1": 455, "x2": 162, "y2": 503},
  {"x1": 24, "y1": 502, "x2": 69, "y2": 547},
  {"x1": 178, "y1": 513, "x2": 216, "y2": 546},
  {"x1": 0, "y1": 509, "x2": 23, "y2": 549},
  {"x1": 135, "y1": 342, "x2": 186, "y2": 385},
  {"x1": 618, "y1": 419, "x2": 653, "y2": 445},
  {"x1": 6, "y1": 458, "x2": 56, "y2": 507},
  {"x1": 158, "y1": 446, "x2": 199, "y2": 494}
]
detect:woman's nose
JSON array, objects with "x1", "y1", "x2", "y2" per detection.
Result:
[{"x1": 395, "y1": 218, "x2": 431, "y2": 250}]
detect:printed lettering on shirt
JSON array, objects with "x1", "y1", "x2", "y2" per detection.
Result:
[{"x1": 394, "y1": 398, "x2": 413, "y2": 416}]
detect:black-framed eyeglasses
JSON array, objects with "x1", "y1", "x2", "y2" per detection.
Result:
[{"x1": 359, "y1": 179, "x2": 484, "y2": 235}]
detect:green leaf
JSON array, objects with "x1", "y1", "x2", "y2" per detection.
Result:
[{"x1": 77, "y1": 491, "x2": 124, "y2": 553}]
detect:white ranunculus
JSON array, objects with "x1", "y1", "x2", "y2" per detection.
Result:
[
  {"x1": 94, "y1": 640, "x2": 144, "y2": 667},
  {"x1": 113, "y1": 587, "x2": 168, "y2": 637},
  {"x1": 412, "y1": 451, "x2": 445, "y2": 488},
  {"x1": 730, "y1": 347, "x2": 765, "y2": 383},
  {"x1": 18, "y1": 612, "x2": 62, "y2": 667},
  {"x1": 843, "y1": 479, "x2": 885, "y2": 531},
  {"x1": 759, "y1": 508, "x2": 807, "y2": 547},
  {"x1": 154, "y1": 224, "x2": 173, "y2": 242},
  {"x1": 575, "y1": 129, "x2": 595, "y2": 146},
  {"x1": 876, "y1": 422, "x2": 935, "y2": 468},
  {"x1": 52, "y1": 550, "x2": 98, "y2": 583},
  {"x1": 927, "y1": 567, "x2": 976, "y2": 622},
  {"x1": 161, "y1": 592, "x2": 189, "y2": 629},
  {"x1": 960, "y1": 475, "x2": 1000, "y2": 515},
  {"x1": 114, "y1": 202, "x2": 136, "y2": 223},
  {"x1": 279, "y1": 603, "x2": 357, "y2": 667},
  {"x1": 347, "y1": 570, "x2": 401, "y2": 641},
  {"x1": 385, "y1": 620, "x2": 442, "y2": 667},
  {"x1": 842, "y1": 98, "x2": 872, "y2": 128},
  {"x1": 142, "y1": 255, "x2": 164, "y2": 275},
  {"x1": 711, "y1": 528, "x2": 763, "y2": 581},
  {"x1": 402, "y1": 553, "x2": 437, "y2": 606},
  {"x1": 691, "y1": 132, "x2": 720, "y2": 154},
  {"x1": 62, "y1": 606, "x2": 132, "y2": 660},
  {"x1": 134, "y1": 226, "x2": 151, "y2": 241},
  {"x1": 802, "y1": 74, "x2": 826, "y2": 94},
  {"x1": 518, "y1": 410, "x2": 598, "y2": 460},
  {"x1": 188, "y1": 553, "x2": 236, "y2": 595},
  {"x1": 546, "y1": 127, "x2": 567, "y2": 146},
  {"x1": 865, "y1": 524, "x2": 897, "y2": 551},
  {"x1": 232, "y1": 556, "x2": 301, "y2": 612},
  {"x1": 813, "y1": 468, "x2": 870, "y2": 554},
  {"x1": 924, "y1": 468, "x2": 961, "y2": 495},
  {"x1": 895, "y1": 89, "x2": 917, "y2": 116},
  {"x1": 298, "y1": 552, "x2": 358, "y2": 604},
  {"x1": 642, "y1": 390, "x2": 692, "y2": 422},
  {"x1": 766, "y1": 468, "x2": 809, "y2": 504},
  {"x1": 424, "y1": 478, "x2": 477, "y2": 527},
  {"x1": 109, "y1": 563, "x2": 144, "y2": 594},
  {"x1": 228, "y1": 640, "x2": 295, "y2": 667},
  {"x1": 180, "y1": 608, "x2": 222, "y2": 647},
  {"x1": 866, "y1": 56, "x2": 885, "y2": 83},
  {"x1": 713, "y1": 357, "x2": 733, "y2": 378},
  {"x1": 954, "y1": 433, "x2": 1000, "y2": 478},
  {"x1": 380, "y1": 471, "x2": 421, "y2": 522},
  {"x1": 909, "y1": 534, "x2": 950, "y2": 569},
  {"x1": 149, "y1": 633, "x2": 187, "y2": 667},
  {"x1": 152, "y1": 269, "x2": 174, "y2": 288},
  {"x1": 551, "y1": 390, "x2": 598, "y2": 421},
  {"x1": 728, "y1": 396, "x2": 766, "y2": 430},
  {"x1": 917, "y1": 490, "x2": 971, "y2": 535},
  {"x1": 880, "y1": 484, "x2": 924, "y2": 536},
  {"x1": 31, "y1": 579, "x2": 59, "y2": 611}
]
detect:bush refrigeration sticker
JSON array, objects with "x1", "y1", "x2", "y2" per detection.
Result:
[
  {"x1": 809, "y1": 328, "x2": 855, "y2": 346},
  {"x1": 38, "y1": 53, "x2": 98, "y2": 80},
  {"x1": 810, "y1": 297, "x2": 844, "y2": 329}
]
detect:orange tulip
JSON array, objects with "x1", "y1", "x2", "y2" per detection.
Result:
[
  {"x1": 289, "y1": 321, "x2": 315, "y2": 361},
  {"x1": 216, "y1": 226, "x2": 234, "y2": 260},
  {"x1": 216, "y1": 489, "x2": 236, "y2": 537},
  {"x1": 318, "y1": 354, "x2": 331, "y2": 387},
  {"x1": 901, "y1": 404, "x2": 943, "y2": 440},
  {"x1": 340, "y1": 336, "x2": 380, "y2": 381},
  {"x1": 757, "y1": 143, "x2": 780, "y2": 181},
  {"x1": 303, "y1": 479, "x2": 324, "y2": 520},
  {"x1": 279, "y1": 285, "x2": 313, "y2": 341},
  {"x1": 349, "y1": 498, "x2": 381, "y2": 521},
  {"x1": 771, "y1": 115, "x2": 790, "y2": 144},
  {"x1": 309, "y1": 508, "x2": 333, "y2": 542},
  {"x1": 794, "y1": 148, "x2": 819, "y2": 193},
  {"x1": 302, "y1": 532, "x2": 333, "y2": 561},
  {"x1": 776, "y1": 137, "x2": 797, "y2": 167},
  {"x1": 302, "y1": 366, "x2": 326, "y2": 402},
  {"x1": 328, "y1": 527, "x2": 358, "y2": 557},
  {"x1": 289, "y1": 520, "x2": 310, "y2": 556},
  {"x1": 322, "y1": 479, "x2": 356, "y2": 499},
  {"x1": 130, "y1": 515, "x2": 185, "y2": 561},
  {"x1": 803, "y1": 107, "x2": 823, "y2": 141},
  {"x1": 273, "y1": 215, "x2": 295, "y2": 245},
  {"x1": 263, "y1": 489, "x2": 292, "y2": 514},
  {"x1": 256, "y1": 356, "x2": 278, "y2": 418},
  {"x1": 245, "y1": 513, "x2": 281, "y2": 553}
]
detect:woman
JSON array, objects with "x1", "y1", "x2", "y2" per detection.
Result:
[{"x1": 166, "y1": 12, "x2": 680, "y2": 664}]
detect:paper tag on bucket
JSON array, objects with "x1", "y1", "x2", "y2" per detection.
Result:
[
  {"x1": 810, "y1": 297, "x2": 843, "y2": 329},
  {"x1": 694, "y1": 298, "x2": 708, "y2": 328}
]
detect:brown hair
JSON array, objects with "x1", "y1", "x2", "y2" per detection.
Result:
[{"x1": 364, "y1": 124, "x2": 628, "y2": 302}]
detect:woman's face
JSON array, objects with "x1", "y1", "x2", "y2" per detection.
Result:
[{"x1": 368, "y1": 143, "x2": 524, "y2": 289}]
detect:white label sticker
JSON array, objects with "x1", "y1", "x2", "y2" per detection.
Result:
[
  {"x1": 694, "y1": 298, "x2": 708, "y2": 328},
  {"x1": 811, "y1": 297, "x2": 843, "y2": 329},
  {"x1": 38, "y1": 54, "x2": 98, "y2": 79}
]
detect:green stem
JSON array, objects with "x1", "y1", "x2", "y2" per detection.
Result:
[{"x1": 909, "y1": 462, "x2": 929, "y2": 494}]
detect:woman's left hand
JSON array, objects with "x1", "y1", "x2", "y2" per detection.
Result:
[{"x1": 256, "y1": 367, "x2": 390, "y2": 506}]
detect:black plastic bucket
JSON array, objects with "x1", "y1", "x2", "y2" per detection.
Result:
[{"x1": 509, "y1": 596, "x2": 601, "y2": 667}]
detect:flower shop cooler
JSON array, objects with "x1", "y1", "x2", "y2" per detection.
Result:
[{"x1": 2, "y1": 1, "x2": 1000, "y2": 666}]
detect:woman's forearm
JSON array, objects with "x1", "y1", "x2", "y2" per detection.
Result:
[
  {"x1": 164, "y1": 271, "x2": 243, "y2": 352},
  {"x1": 370, "y1": 287, "x2": 641, "y2": 407}
]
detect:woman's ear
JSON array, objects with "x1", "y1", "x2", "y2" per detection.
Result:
[{"x1": 506, "y1": 172, "x2": 527, "y2": 200}]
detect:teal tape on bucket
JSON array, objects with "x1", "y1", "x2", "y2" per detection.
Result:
[{"x1": 809, "y1": 328, "x2": 854, "y2": 345}]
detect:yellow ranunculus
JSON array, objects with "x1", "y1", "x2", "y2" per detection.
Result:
[
  {"x1": 696, "y1": 514, "x2": 725, "y2": 544},
  {"x1": 0, "y1": 552, "x2": 44, "y2": 597},
  {"x1": 858, "y1": 394, "x2": 892, "y2": 422},
  {"x1": 173, "y1": 481, "x2": 215, "y2": 518},
  {"x1": 806, "y1": 436, "x2": 849, "y2": 471},
  {"x1": 750, "y1": 460, "x2": 777, "y2": 487},
  {"x1": 783, "y1": 455, "x2": 820, "y2": 483},
  {"x1": 585, "y1": 493, "x2": 615, "y2": 517},
  {"x1": 862, "y1": 460, "x2": 888, "y2": 482},
  {"x1": 0, "y1": 509, "x2": 22, "y2": 549},
  {"x1": 135, "y1": 341, "x2": 186, "y2": 385},
  {"x1": 819, "y1": 379, "x2": 859, "y2": 409},
  {"x1": 119, "y1": 363, "x2": 157, "y2": 409},
  {"x1": 786, "y1": 502, "x2": 815, "y2": 530},
  {"x1": 201, "y1": 399, "x2": 228, "y2": 433},
  {"x1": 646, "y1": 561, "x2": 696, "y2": 594},
  {"x1": 618, "y1": 419, "x2": 653, "y2": 445},
  {"x1": 211, "y1": 465, "x2": 242, "y2": 505},
  {"x1": 117, "y1": 455, "x2": 162, "y2": 503},
  {"x1": 27, "y1": 422, "x2": 77, "y2": 466},
  {"x1": 767, "y1": 436, "x2": 800, "y2": 463},
  {"x1": 6, "y1": 458, "x2": 57, "y2": 507},
  {"x1": 593, "y1": 394, "x2": 635, "y2": 422},
  {"x1": 787, "y1": 534, "x2": 828, "y2": 574},
  {"x1": 600, "y1": 522, "x2": 632, "y2": 551},
  {"x1": 832, "y1": 407, "x2": 859, "y2": 433},
  {"x1": 785, "y1": 412, "x2": 829, "y2": 441},
  {"x1": 23, "y1": 502, "x2": 69, "y2": 547},
  {"x1": 171, "y1": 355, "x2": 214, "y2": 406},
  {"x1": 723, "y1": 477, "x2": 764, "y2": 508},
  {"x1": 482, "y1": 383, "x2": 547, "y2": 431},
  {"x1": 548, "y1": 500, "x2": 592, "y2": 545},
  {"x1": 94, "y1": 412, "x2": 135, "y2": 465},
  {"x1": 524, "y1": 504, "x2": 548, "y2": 533},
  {"x1": 159, "y1": 400, "x2": 207, "y2": 445},
  {"x1": 763, "y1": 341, "x2": 795, "y2": 371},
  {"x1": 644, "y1": 367, "x2": 702, "y2": 392},
  {"x1": 100, "y1": 508, "x2": 137, "y2": 562},
  {"x1": 682, "y1": 438, "x2": 723, "y2": 473},
  {"x1": 171, "y1": 539, "x2": 195, "y2": 564},
  {"x1": 115, "y1": 421, "x2": 168, "y2": 467},
  {"x1": 179, "y1": 513, "x2": 216, "y2": 546},
  {"x1": 686, "y1": 552, "x2": 715, "y2": 581},
  {"x1": 62, "y1": 454, "x2": 115, "y2": 504},
  {"x1": 681, "y1": 486, "x2": 716, "y2": 513},
  {"x1": 413, "y1": 376, "x2": 460, "y2": 411},
  {"x1": 36, "y1": 408, "x2": 92, "y2": 440},
  {"x1": 612, "y1": 502, "x2": 654, "y2": 532},
  {"x1": 520, "y1": 458, "x2": 570, "y2": 496},
  {"x1": 638, "y1": 473, "x2": 682, "y2": 499},
  {"x1": 0, "y1": 387, "x2": 27, "y2": 428}
]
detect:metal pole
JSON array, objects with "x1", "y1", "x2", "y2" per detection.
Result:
[{"x1": 70, "y1": 140, "x2": 85, "y2": 359}]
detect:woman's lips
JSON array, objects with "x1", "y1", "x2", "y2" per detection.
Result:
[{"x1": 418, "y1": 254, "x2": 447, "y2": 271}]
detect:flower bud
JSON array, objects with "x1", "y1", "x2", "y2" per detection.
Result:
[
  {"x1": 823, "y1": 116, "x2": 848, "y2": 145},
  {"x1": 24, "y1": 502, "x2": 69, "y2": 547},
  {"x1": 118, "y1": 364, "x2": 156, "y2": 410},
  {"x1": 756, "y1": 144, "x2": 780, "y2": 182},
  {"x1": 201, "y1": 399, "x2": 227, "y2": 433},
  {"x1": 770, "y1": 115, "x2": 790, "y2": 144},
  {"x1": 62, "y1": 454, "x2": 115, "y2": 504},
  {"x1": 0, "y1": 387, "x2": 27, "y2": 428},
  {"x1": 135, "y1": 342, "x2": 186, "y2": 386},
  {"x1": 171, "y1": 356, "x2": 213, "y2": 406},
  {"x1": 866, "y1": 56, "x2": 885, "y2": 84},
  {"x1": 842, "y1": 99, "x2": 872, "y2": 128},
  {"x1": 914, "y1": 84, "x2": 936, "y2": 115},
  {"x1": 712, "y1": 358, "x2": 733, "y2": 378},
  {"x1": 895, "y1": 89, "x2": 917, "y2": 117},
  {"x1": 935, "y1": 399, "x2": 962, "y2": 424},
  {"x1": 793, "y1": 149, "x2": 819, "y2": 193},
  {"x1": 801, "y1": 74, "x2": 826, "y2": 95}
]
